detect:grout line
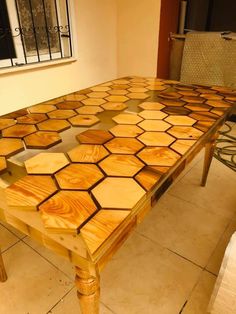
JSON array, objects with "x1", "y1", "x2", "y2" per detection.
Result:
[
  {"x1": 46, "y1": 286, "x2": 75, "y2": 314},
  {"x1": 0, "y1": 221, "x2": 27, "y2": 240},
  {"x1": 22, "y1": 238, "x2": 74, "y2": 281},
  {"x1": 179, "y1": 300, "x2": 188, "y2": 314},
  {"x1": 100, "y1": 301, "x2": 117, "y2": 314},
  {"x1": 2, "y1": 239, "x2": 21, "y2": 254}
]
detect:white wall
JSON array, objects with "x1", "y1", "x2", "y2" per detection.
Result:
[
  {"x1": 117, "y1": 0, "x2": 161, "y2": 77},
  {"x1": 0, "y1": 0, "x2": 117, "y2": 115}
]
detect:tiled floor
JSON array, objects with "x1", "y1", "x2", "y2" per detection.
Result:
[{"x1": 0, "y1": 149, "x2": 236, "y2": 313}]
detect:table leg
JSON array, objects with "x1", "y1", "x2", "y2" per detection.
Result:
[
  {"x1": 75, "y1": 267, "x2": 100, "y2": 314},
  {"x1": 201, "y1": 139, "x2": 216, "y2": 187},
  {"x1": 0, "y1": 248, "x2": 7, "y2": 282}
]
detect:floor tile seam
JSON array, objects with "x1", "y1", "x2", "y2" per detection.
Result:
[
  {"x1": 22, "y1": 238, "x2": 74, "y2": 281},
  {"x1": 2, "y1": 238, "x2": 21, "y2": 253},
  {"x1": 135, "y1": 230, "x2": 204, "y2": 269},
  {"x1": 46, "y1": 286, "x2": 75, "y2": 314},
  {"x1": 166, "y1": 191, "x2": 236, "y2": 221},
  {"x1": 0, "y1": 221, "x2": 27, "y2": 240},
  {"x1": 100, "y1": 301, "x2": 117, "y2": 314}
]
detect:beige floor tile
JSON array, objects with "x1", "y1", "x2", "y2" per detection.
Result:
[
  {"x1": 0, "y1": 241, "x2": 73, "y2": 314},
  {"x1": 101, "y1": 232, "x2": 201, "y2": 314},
  {"x1": 206, "y1": 218, "x2": 236, "y2": 275},
  {"x1": 49, "y1": 288, "x2": 114, "y2": 314},
  {"x1": 0, "y1": 221, "x2": 26, "y2": 239},
  {"x1": 0, "y1": 224, "x2": 19, "y2": 251},
  {"x1": 137, "y1": 193, "x2": 229, "y2": 267},
  {"x1": 182, "y1": 271, "x2": 216, "y2": 314},
  {"x1": 168, "y1": 158, "x2": 236, "y2": 220},
  {"x1": 23, "y1": 236, "x2": 75, "y2": 280}
]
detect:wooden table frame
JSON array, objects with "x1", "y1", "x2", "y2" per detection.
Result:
[{"x1": 0, "y1": 77, "x2": 234, "y2": 313}]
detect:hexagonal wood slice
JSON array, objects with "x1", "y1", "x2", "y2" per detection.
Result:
[
  {"x1": 171, "y1": 139, "x2": 197, "y2": 155},
  {"x1": 68, "y1": 144, "x2": 109, "y2": 163},
  {"x1": 162, "y1": 107, "x2": 191, "y2": 116},
  {"x1": 194, "y1": 121, "x2": 215, "y2": 132},
  {"x1": 167, "y1": 126, "x2": 203, "y2": 139},
  {"x1": 0, "y1": 157, "x2": 7, "y2": 174},
  {"x1": 48, "y1": 109, "x2": 76, "y2": 119},
  {"x1": 39, "y1": 191, "x2": 97, "y2": 234},
  {"x1": 165, "y1": 115, "x2": 196, "y2": 126},
  {"x1": 0, "y1": 138, "x2": 24, "y2": 158},
  {"x1": 24, "y1": 131, "x2": 62, "y2": 149},
  {"x1": 138, "y1": 132, "x2": 175, "y2": 146},
  {"x1": 137, "y1": 147, "x2": 181, "y2": 166},
  {"x1": 76, "y1": 106, "x2": 103, "y2": 115},
  {"x1": 69, "y1": 115, "x2": 100, "y2": 127},
  {"x1": 99, "y1": 154, "x2": 144, "y2": 177},
  {"x1": 160, "y1": 99, "x2": 186, "y2": 107},
  {"x1": 0, "y1": 118, "x2": 16, "y2": 130},
  {"x1": 6, "y1": 175, "x2": 57, "y2": 211},
  {"x1": 25, "y1": 153, "x2": 69, "y2": 174},
  {"x1": 127, "y1": 92, "x2": 149, "y2": 100},
  {"x1": 56, "y1": 101, "x2": 83, "y2": 110},
  {"x1": 138, "y1": 102, "x2": 165, "y2": 110},
  {"x1": 80, "y1": 209, "x2": 130, "y2": 254},
  {"x1": 16, "y1": 113, "x2": 47, "y2": 124},
  {"x1": 101, "y1": 102, "x2": 127, "y2": 111},
  {"x1": 206, "y1": 100, "x2": 231, "y2": 108},
  {"x1": 55, "y1": 164, "x2": 104, "y2": 190},
  {"x1": 138, "y1": 120, "x2": 171, "y2": 132},
  {"x1": 92, "y1": 177, "x2": 145, "y2": 209},
  {"x1": 109, "y1": 125, "x2": 144, "y2": 137},
  {"x1": 135, "y1": 167, "x2": 163, "y2": 191},
  {"x1": 37, "y1": 119, "x2": 71, "y2": 132},
  {"x1": 2, "y1": 124, "x2": 36, "y2": 138},
  {"x1": 112, "y1": 113, "x2": 143, "y2": 125},
  {"x1": 138, "y1": 110, "x2": 167, "y2": 120},
  {"x1": 107, "y1": 89, "x2": 128, "y2": 95},
  {"x1": 28, "y1": 104, "x2": 56, "y2": 113},
  {"x1": 105, "y1": 138, "x2": 144, "y2": 154},
  {"x1": 189, "y1": 112, "x2": 218, "y2": 121},
  {"x1": 76, "y1": 129, "x2": 113, "y2": 144}
]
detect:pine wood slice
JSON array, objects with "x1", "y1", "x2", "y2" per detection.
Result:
[
  {"x1": 138, "y1": 102, "x2": 165, "y2": 110},
  {"x1": 135, "y1": 167, "x2": 162, "y2": 191},
  {"x1": 105, "y1": 95, "x2": 129, "y2": 103},
  {"x1": 146, "y1": 85, "x2": 168, "y2": 91},
  {"x1": 1, "y1": 109, "x2": 28, "y2": 119},
  {"x1": 165, "y1": 115, "x2": 196, "y2": 126},
  {"x1": 40, "y1": 191, "x2": 97, "y2": 234},
  {"x1": 189, "y1": 112, "x2": 218, "y2": 121},
  {"x1": 109, "y1": 125, "x2": 144, "y2": 137},
  {"x1": 138, "y1": 120, "x2": 171, "y2": 132},
  {"x1": 206, "y1": 100, "x2": 232, "y2": 108},
  {"x1": 200, "y1": 94, "x2": 223, "y2": 100},
  {"x1": 28, "y1": 104, "x2": 56, "y2": 113},
  {"x1": 138, "y1": 132, "x2": 175, "y2": 146},
  {"x1": 87, "y1": 92, "x2": 109, "y2": 98},
  {"x1": 127, "y1": 92, "x2": 149, "y2": 100},
  {"x1": 64, "y1": 94, "x2": 87, "y2": 102},
  {"x1": 6, "y1": 175, "x2": 57, "y2": 211},
  {"x1": 159, "y1": 92, "x2": 181, "y2": 99},
  {"x1": 48, "y1": 109, "x2": 76, "y2": 119},
  {"x1": 0, "y1": 138, "x2": 24, "y2": 158},
  {"x1": 138, "y1": 110, "x2": 167, "y2": 120},
  {"x1": 162, "y1": 107, "x2": 191, "y2": 115},
  {"x1": 76, "y1": 106, "x2": 103, "y2": 115},
  {"x1": 137, "y1": 147, "x2": 181, "y2": 166},
  {"x1": 56, "y1": 101, "x2": 83, "y2": 110},
  {"x1": 92, "y1": 177, "x2": 145, "y2": 209},
  {"x1": 76, "y1": 130, "x2": 113, "y2": 144},
  {"x1": 171, "y1": 139, "x2": 197, "y2": 155},
  {"x1": 16, "y1": 113, "x2": 47, "y2": 124},
  {"x1": 105, "y1": 138, "x2": 144, "y2": 154},
  {"x1": 181, "y1": 96, "x2": 205, "y2": 103},
  {"x1": 107, "y1": 89, "x2": 128, "y2": 96},
  {"x1": 91, "y1": 86, "x2": 111, "y2": 92},
  {"x1": 69, "y1": 115, "x2": 100, "y2": 127},
  {"x1": 24, "y1": 131, "x2": 62, "y2": 149},
  {"x1": 178, "y1": 90, "x2": 200, "y2": 97},
  {"x1": 0, "y1": 157, "x2": 7, "y2": 174},
  {"x1": 101, "y1": 102, "x2": 127, "y2": 111},
  {"x1": 110, "y1": 84, "x2": 130, "y2": 89},
  {"x1": 167, "y1": 126, "x2": 203, "y2": 139},
  {"x1": 0, "y1": 119, "x2": 16, "y2": 130},
  {"x1": 37, "y1": 119, "x2": 71, "y2": 132},
  {"x1": 185, "y1": 104, "x2": 211, "y2": 111},
  {"x1": 99, "y1": 154, "x2": 144, "y2": 177},
  {"x1": 68, "y1": 144, "x2": 109, "y2": 163},
  {"x1": 25, "y1": 153, "x2": 69, "y2": 174},
  {"x1": 112, "y1": 113, "x2": 143, "y2": 125},
  {"x1": 2, "y1": 124, "x2": 37, "y2": 138},
  {"x1": 80, "y1": 209, "x2": 130, "y2": 254},
  {"x1": 55, "y1": 164, "x2": 104, "y2": 190},
  {"x1": 112, "y1": 79, "x2": 130, "y2": 84},
  {"x1": 82, "y1": 98, "x2": 106, "y2": 106},
  {"x1": 128, "y1": 87, "x2": 148, "y2": 93},
  {"x1": 159, "y1": 99, "x2": 186, "y2": 107},
  {"x1": 194, "y1": 121, "x2": 215, "y2": 132}
]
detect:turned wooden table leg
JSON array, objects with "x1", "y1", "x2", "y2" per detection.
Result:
[
  {"x1": 75, "y1": 267, "x2": 100, "y2": 314},
  {"x1": 0, "y1": 248, "x2": 7, "y2": 282},
  {"x1": 201, "y1": 139, "x2": 216, "y2": 187}
]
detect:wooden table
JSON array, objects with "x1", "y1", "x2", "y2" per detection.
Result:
[{"x1": 0, "y1": 77, "x2": 235, "y2": 313}]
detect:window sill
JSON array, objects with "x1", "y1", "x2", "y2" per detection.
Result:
[{"x1": 0, "y1": 57, "x2": 77, "y2": 76}]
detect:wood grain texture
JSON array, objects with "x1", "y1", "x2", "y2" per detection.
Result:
[
  {"x1": 162, "y1": 106, "x2": 191, "y2": 116},
  {"x1": 24, "y1": 131, "x2": 61, "y2": 149},
  {"x1": 0, "y1": 118, "x2": 16, "y2": 130},
  {"x1": 109, "y1": 124, "x2": 144, "y2": 137},
  {"x1": 127, "y1": 92, "x2": 149, "y2": 100},
  {"x1": 182, "y1": 96, "x2": 204, "y2": 103},
  {"x1": 135, "y1": 167, "x2": 162, "y2": 191},
  {"x1": 69, "y1": 115, "x2": 100, "y2": 127},
  {"x1": 137, "y1": 147, "x2": 181, "y2": 166},
  {"x1": 105, "y1": 95, "x2": 129, "y2": 103},
  {"x1": 194, "y1": 121, "x2": 215, "y2": 132},
  {"x1": 6, "y1": 175, "x2": 57, "y2": 210},
  {"x1": 91, "y1": 177, "x2": 145, "y2": 209},
  {"x1": 76, "y1": 106, "x2": 103, "y2": 115},
  {"x1": 165, "y1": 115, "x2": 195, "y2": 126},
  {"x1": 48, "y1": 109, "x2": 76, "y2": 119},
  {"x1": 28, "y1": 104, "x2": 56, "y2": 113},
  {"x1": 0, "y1": 138, "x2": 24, "y2": 157},
  {"x1": 80, "y1": 210, "x2": 130, "y2": 254},
  {"x1": 101, "y1": 102, "x2": 127, "y2": 111},
  {"x1": 87, "y1": 92, "x2": 109, "y2": 99},
  {"x1": 112, "y1": 113, "x2": 143, "y2": 125},
  {"x1": 39, "y1": 191, "x2": 97, "y2": 234},
  {"x1": 37, "y1": 119, "x2": 71, "y2": 132},
  {"x1": 64, "y1": 94, "x2": 87, "y2": 102},
  {"x1": 138, "y1": 131, "x2": 175, "y2": 146},
  {"x1": 171, "y1": 139, "x2": 197, "y2": 155},
  {"x1": 2, "y1": 124, "x2": 36, "y2": 138},
  {"x1": 68, "y1": 144, "x2": 109, "y2": 163},
  {"x1": 25, "y1": 153, "x2": 69, "y2": 174},
  {"x1": 159, "y1": 92, "x2": 181, "y2": 99},
  {"x1": 185, "y1": 104, "x2": 211, "y2": 111},
  {"x1": 159, "y1": 99, "x2": 186, "y2": 107},
  {"x1": 56, "y1": 101, "x2": 83, "y2": 110},
  {"x1": 138, "y1": 120, "x2": 171, "y2": 131},
  {"x1": 76, "y1": 130, "x2": 113, "y2": 144},
  {"x1": 206, "y1": 100, "x2": 231, "y2": 108},
  {"x1": 138, "y1": 110, "x2": 167, "y2": 120},
  {"x1": 107, "y1": 89, "x2": 128, "y2": 96},
  {"x1": 16, "y1": 113, "x2": 47, "y2": 124},
  {"x1": 55, "y1": 164, "x2": 104, "y2": 190},
  {"x1": 190, "y1": 112, "x2": 218, "y2": 121},
  {"x1": 105, "y1": 138, "x2": 144, "y2": 154},
  {"x1": 82, "y1": 98, "x2": 106, "y2": 106},
  {"x1": 168, "y1": 126, "x2": 203, "y2": 139},
  {"x1": 138, "y1": 102, "x2": 165, "y2": 110},
  {"x1": 0, "y1": 157, "x2": 7, "y2": 174},
  {"x1": 99, "y1": 154, "x2": 144, "y2": 177}
]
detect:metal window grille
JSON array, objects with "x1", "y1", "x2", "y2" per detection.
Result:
[{"x1": 0, "y1": 0, "x2": 73, "y2": 69}]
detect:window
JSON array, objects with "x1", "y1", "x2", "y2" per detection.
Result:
[{"x1": 0, "y1": 0, "x2": 73, "y2": 69}]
